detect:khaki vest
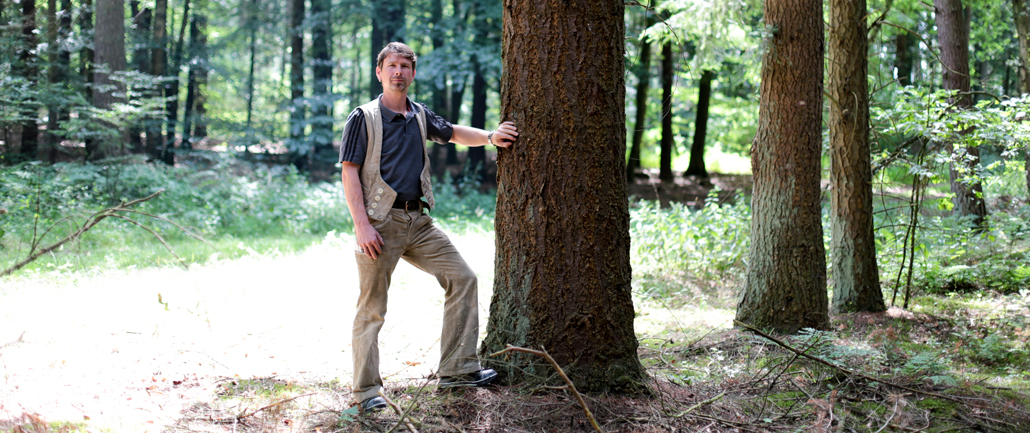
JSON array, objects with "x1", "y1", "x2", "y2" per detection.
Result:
[{"x1": 357, "y1": 99, "x2": 435, "y2": 221}]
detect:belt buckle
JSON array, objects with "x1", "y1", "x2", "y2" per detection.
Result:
[{"x1": 405, "y1": 200, "x2": 420, "y2": 212}]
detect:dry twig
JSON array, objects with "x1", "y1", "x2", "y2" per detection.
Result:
[
  {"x1": 234, "y1": 393, "x2": 315, "y2": 420},
  {"x1": 379, "y1": 390, "x2": 420, "y2": 433},
  {"x1": 734, "y1": 320, "x2": 963, "y2": 403},
  {"x1": 671, "y1": 391, "x2": 726, "y2": 418},
  {"x1": 490, "y1": 344, "x2": 604, "y2": 433}
]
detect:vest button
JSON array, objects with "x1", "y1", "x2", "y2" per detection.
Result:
[
  {"x1": 375, "y1": 196, "x2": 381, "y2": 201},
  {"x1": 367, "y1": 209, "x2": 374, "y2": 215},
  {"x1": 377, "y1": 188, "x2": 384, "y2": 194},
  {"x1": 371, "y1": 203, "x2": 378, "y2": 208}
]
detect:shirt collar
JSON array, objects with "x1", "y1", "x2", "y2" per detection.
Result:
[{"x1": 378, "y1": 94, "x2": 418, "y2": 121}]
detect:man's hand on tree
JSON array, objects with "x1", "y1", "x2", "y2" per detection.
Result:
[
  {"x1": 491, "y1": 121, "x2": 519, "y2": 148},
  {"x1": 356, "y1": 222, "x2": 385, "y2": 260}
]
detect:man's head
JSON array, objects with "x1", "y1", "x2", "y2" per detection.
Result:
[
  {"x1": 376, "y1": 42, "x2": 417, "y2": 70},
  {"x1": 376, "y1": 42, "x2": 417, "y2": 95}
]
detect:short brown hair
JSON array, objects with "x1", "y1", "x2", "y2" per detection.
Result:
[{"x1": 376, "y1": 42, "x2": 417, "y2": 70}]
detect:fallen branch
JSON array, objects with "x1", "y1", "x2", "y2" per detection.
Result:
[
  {"x1": 235, "y1": 392, "x2": 315, "y2": 420},
  {"x1": 671, "y1": 391, "x2": 726, "y2": 418},
  {"x1": 734, "y1": 320, "x2": 963, "y2": 404},
  {"x1": 379, "y1": 390, "x2": 420, "y2": 433},
  {"x1": 490, "y1": 344, "x2": 603, "y2": 433}
]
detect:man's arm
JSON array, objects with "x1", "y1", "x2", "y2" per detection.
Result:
[
  {"x1": 450, "y1": 121, "x2": 518, "y2": 148},
  {"x1": 341, "y1": 162, "x2": 384, "y2": 260}
]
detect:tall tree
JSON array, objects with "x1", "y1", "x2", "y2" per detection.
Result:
[
  {"x1": 683, "y1": 70, "x2": 714, "y2": 178},
  {"x1": 181, "y1": 12, "x2": 206, "y2": 150},
  {"x1": 309, "y1": 0, "x2": 335, "y2": 171},
  {"x1": 465, "y1": 60, "x2": 488, "y2": 182},
  {"x1": 80, "y1": 0, "x2": 94, "y2": 93},
  {"x1": 481, "y1": 0, "x2": 645, "y2": 392},
  {"x1": 895, "y1": 32, "x2": 913, "y2": 86},
  {"x1": 735, "y1": 0, "x2": 828, "y2": 332},
  {"x1": 658, "y1": 42, "x2": 674, "y2": 182},
  {"x1": 19, "y1": 0, "x2": 39, "y2": 160},
  {"x1": 90, "y1": 0, "x2": 126, "y2": 159},
  {"x1": 627, "y1": 36, "x2": 651, "y2": 181},
  {"x1": 370, "y1": 0, "x2": 405, "y2": 100},
  {"x1": 46, "y1": 0, "x2": 60, "y2": 162},
  {"x1": 148, "y1": 0, "x2": 167, "y2": 159},
  {"x1": 163, "y1": 0, "x2": 189, "y2": 164},
  {"x1": 1013, "y1": 0, "x2": 1030, "y2": 198},
  {"x1": 828, "y1": 0, "x2": 884, "y2": 313},
  {"x1": 127, "y1": 6, "x2": 151, "y2": 153},
  {"x1": 934, "y1": 0, "x2": 987, "y2": 227},
  {"x1": 288, "y1": 0, "x2": 304, "y2": 165},
  {"x1": 243, "y1": 0, "x2": 258, "y2": 150}
]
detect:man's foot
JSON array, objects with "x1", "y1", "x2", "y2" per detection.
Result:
[
  {"x1": 360, "y1": 396, "x2": 388, "y2": 413},
  {"x1": 438, "y1": 368, "x2": 498, "y2": 388}
]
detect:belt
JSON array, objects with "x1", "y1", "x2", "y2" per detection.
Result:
[{"x1": 392, "y1": 199, "x2": 428, "y2": 212}]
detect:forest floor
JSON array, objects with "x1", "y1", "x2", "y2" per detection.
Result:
[{"x1": 2, "y1": 228, "x2": 1029, "y2": 432}]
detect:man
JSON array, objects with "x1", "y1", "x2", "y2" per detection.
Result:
[{"x1": 339, "y1": 42, "x2": 518, "y2": 412}]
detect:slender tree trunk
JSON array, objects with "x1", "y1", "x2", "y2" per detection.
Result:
[
  {"x1": 288, "y1": 0, "x2": 304, "y2": 167},
  {"x1": 684, "y1": 70, "x2": 714, "y2": 178},
  {"x1": 180, "y1": 13, "x2": 201, "y2": 150},
  {"x1": 735, "y1": 0, "x2": 829, "y2": 333},
  {"x1": 829, "y1": 0, "x2": 884, "y2": 313},
  {"x1": 80, "y1": 0, "x2": 94, "y2": 88},
  {"x1": 935, "y1": 0, "x2": 987, "y2": 227},
  {"x1": 627, "y1": 39, "x2": 650, "y2": 181},
  {"x1": 127, "y1": 7, "x2": 151, "y2": 153},
  {"x1": 192, "y1": 14, "x2": 207, "y2": 141},
  {"x1": 147, "y1": 0, "x2": 167, "y2": 159},
  {"x1": 482, "y1": 0, "x2": 644, "y2": 393},
  {"x1": 428, "y1": 0, "x2": 447, "y2": 172},
  {"x1": 895, "y1": 32, "x2": 913, "y2": 86},
  {"x1": 46, "y1": 0, "x2": 60, "y2": 162},
  {"x1": 465, "y1": 61, "x2": 487, "y2": 183},
  {"x1": 310, "y1": 0, "x2": 334, "y2": 171},
  {"x1": 244, "y1": 0, "x2": 258, "y2": 152},
  {"x1": 19, "y1": 0, "x2": 39, "y2": 160},
  {"x1": 659, "y1": 42, "x2": 674, "y2": 182},
  {"x1": 445, "y1": 74, "x2": 464, "y2": 165},
  {"x1": 1017, "y1": 0, "x2": 1030, "y2": 94},
  {"x1": 163, "y1": 0, "x2": 189, "y2": 163},
  {"x1": 370, "y1": 0, "x2": 405, "y2": 100}
]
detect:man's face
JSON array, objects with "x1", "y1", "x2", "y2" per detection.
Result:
[{"x1": 376, "y1": 53, "x2": 416, "y2": 94}]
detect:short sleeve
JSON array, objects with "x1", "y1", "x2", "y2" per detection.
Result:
[
  {"x1": 339, "y1": 109, "x2": 367, "y2": 165},
  {"x1": 420, "y1": 103, "x2": 454, "y2": 144}
]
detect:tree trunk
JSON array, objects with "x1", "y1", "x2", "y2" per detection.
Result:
[
  {"x1": 828, "y1": 0, "x2": 884, "y2": 313},
  {"x1": 192, "y1": 14, "x2": 207, "y2": 141},
  {"x1": 127, "y1": 7, "x2": 151, "y2": 154},
  {"x1": 147, "y1": 0, "x2": 166, "y2": 159},
  {"x1": 445, "y1": 75, "x2": 463, "y2": 165},
  {"x1": 935, "y1": 0, "x2": 987, "y2": 227},
  {"x1": 428, "y1": 0, "x2": 448, "y2": 173},
  {"x1": 163, "y1": 0, "x2": 189, "y2": 164},
  {"x1": 288, "y1": 0, "x2": 304, "y2": 167},
  {"x1": 90, "y1": 0, "x2": 126, "y2": 159},
  {"x1": 895, "y1": 32, "x2": 913, "y2": 86},
  {"x1": 1017, "y1": 0, "x2": 1030, "y2": 93},
  {"x1": 370, "y1": 0, "x2": 405, "y2": 100},
  {"x1": 19, "y1": 0, "x2": 39, "y2": 160},
  {"x1": 310, "y1": 0, "x2": 334, "y2": 171},
  {"x1": 80, "y1": 0, "x2": 94, "y2": 89},
  {"x1": 659, "y1": 42, "x2": 674, "y2": 183},
  {"x1": 482, "y1": 0, "x2": 644, "y2": 393},
  {"x1": 684, "y1": 70, "x2": 714, "y2": 178},
  {"x1": 735, "y1": 0, "x2": 829, "y2": 333},
  {"x1": 46, "y1": 0, "x2": 60, "y2": 163},
  {"x1": 244, "y1": 0, "x2": 258, "y2": 151},
  {"x1": 180, "y1": 13, "x2": 201, "y2": 150},
  {"x1": 627, "y1": 39, "x2": 651, "y2": 181},
  {"x1": 465, "y1": 61, "x2": 488, "y2": 183}
]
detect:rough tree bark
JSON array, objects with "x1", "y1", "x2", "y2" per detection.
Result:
[
  {"x1": 828, "y1": 0, "x2": 885, "y2": 313},
  {"x1": 19, "y1": 0, "x2": 39, "y2": 160},
  {"x1": 934, "y1": 0, "x2": 987, "y2": 227},
  {"x1": 627, "y1": 38, "x2": 651, "y2": 181},
  {"x1": 659, "y1": 42, "x2": 674, "y2": 182},
  {"x1": 684, "y1": 70, "x2": 714, "y2": 178},
  {"x1": 735, "y1": 0, "x2": 829, "y2": 333},
  {"x1": 481, "y1": 0, "x2": 645, "y2": 393}
]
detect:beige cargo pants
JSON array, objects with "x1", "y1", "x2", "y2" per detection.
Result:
[{"x1": 352, "y1": 208, "x2": 483, "y2": 403}]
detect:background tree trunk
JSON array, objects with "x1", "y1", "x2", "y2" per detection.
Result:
[
  {"x1": 288, "y1": 0, "x2": 304, "y2": 167},
  {"x1": 244, "y1": 0, "x2": 258, "y2": 151},
  {"x1": 19, "y1": 0, "x2": 39, "y2": 160},
  {"x1": 735, "y1": 0, "x2": 829, "y2": 333},
  {"x1": 370, "y1": 0, "x2": 405, "y2": 100},
  {"x1": 91, "y1": 0, "x2": 126, "y2": 159},
  {"x1": 627, "y1": 38, "x2": 651, "y2": 181},
  {"x1": 192, "y1": 14, "x2": 207, "y2": 142},
  {"x1": 895, "y1": 32, "x2": 913, "y2": 86},
  {"x1": 1013, "y1": 0, "x2": 1030, "y2": 200},
  {"x1": 684, "y1": 70, "x2": 714, "y2": 178},
  {"x1": 80, "y1": 0, "x2": 94, "y2": 94},
  {"x1": 935, "y1": 0, "x2": 987, "y2": 227},
  {"x1": 465, "y1": 61, "x2": 487, "y2": 183},
  {"x1": 148, "y1": 0, "x2": 167, "y2": 159},
  {"x1": 828, "y1": 0, "x2": 884, "y2": 313},
  {"x1": 482, "y1": 0, "x2": 644, "y2": 393},
  {"x1": 310, "y1": 0, "x2": 334, "y2": 172},
  {"x1": 659, "y1": 42, "x2": 674, "y2": 183},
  {"x1": 128, "y1": 7, "x2": 151, "y2": 154},
  {"x1": 181, "y1": 12, "x2": 203, "y2": 151},
  {"x1": 47, "y1": 0, "x2": 60, "y2": 162},
  {"x1": 428, "y1": 0, "x2": 447, "y2": 172},
  {"x1": 163, "y1": 0, "x2": 189, "y2": 164}
]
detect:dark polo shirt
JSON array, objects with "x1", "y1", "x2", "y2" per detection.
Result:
[{"x1": 339, "y1": 96, "x2": 453, "y2": 202}]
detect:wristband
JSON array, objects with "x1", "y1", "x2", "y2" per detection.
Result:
[{"x1": 487, "y1": 130, "x2": 495, "y2": 146}]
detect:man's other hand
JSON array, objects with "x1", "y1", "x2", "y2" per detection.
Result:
[{"x1": 356, "y1": 222, "x2": 385, "y2": 260}]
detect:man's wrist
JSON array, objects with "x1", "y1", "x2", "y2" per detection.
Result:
[{"x1": 487, "y1": 130, "x2": 495, "y2": 146}]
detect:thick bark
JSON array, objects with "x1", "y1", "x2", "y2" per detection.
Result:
[
  {"x1": 659, "y1": 42, "x2": 674, "y2": 182},
  {"x1": 684, "y1": 70, "x2": 714, "y2": 178},
  {"x1": 828, "y1": 0, "x2": 884, "y2": 313},
  {"x1": 370, "y1": 0, "x2": 405, "y2": 100},
  {"x1": 934, "y1": 0, "x2": 987, "y2": 227},
  {"x1": 895, "y1": 32, "x2": 913, "y2": 86},
  {"x1": 147, "y1": 0, "x2": 166, "y2": 159},
  {"x1": 19, "y1": 0, "x2": 39, "y2": 160},
  {"x1": 310, "y1": 0, "x2": 334, "y2": 169},
  {"x1": 288, "y1": 0, "x2": 304, "y2": 166},
  {"x1": 163, "y1": 0, "x2": 189, "y2": 164},
  {"x1": 627, "y1": 39, "x2": 651, "y2": 181},
  {"x1": 736, "y1": 0, "x2": 829, "y2": 333},
  {"x1": 482, "y1": 0, "x2": 644, "y2": 393}
]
